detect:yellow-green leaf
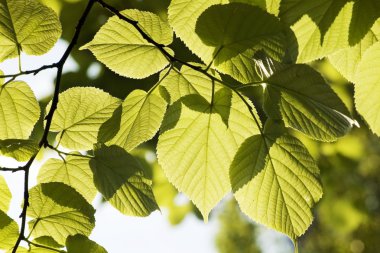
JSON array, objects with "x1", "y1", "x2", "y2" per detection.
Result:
[
  {"x1": 329, "y1": 20, "x2": 380, "y2": 83},
  {"x1": 27, "y1": 182, "x2": 95, "y2": 245},
  {"x1": 0, "y1": 210, "x2": 19, "y2": 250},
  {"x1": 264, "y1": 64, "x2": 355, "y2": 141},
  {"x1": 354, "y1": 42, "x2": 380, "y2": 136},
  {"x1": 157, "y1": 85, "x2": 260, "y2": 220},
  {"x1": 232, "y1": 134, "x2": 323, "y2": 240},
  {"x1": 50, "y1": 87, "x2": 121, "y2": 150},
  {"x1": 0, "y1": 81, "x2": 40, "y2": 140},
  {"x1": 38, "y1": 157, "x2": 97, "y2": 203},
  {"x1": 195, "y1": 3, "x2": 286, "y2": 83},
  {"x1": 279, "y1": 0, "x2": 354, "y2": 63},
  {"x1": 0, "y1": 139, "x2": 39, "y2": 162},
  {"x1": 66, "y1": 234, "x2": 107, "y2": 253},
  {"x1": 0, "y1": 175, "x2": 11, "y2": 212},
  {"x1": 107, "y1": 89, "x2": 167, "y2": 152},
  {"x1": 90, "y1": 145, "x2": 158, "y2": 217},
  {"x1": 81, "y1": 9, "x2": 173, "y2": 79},
  {"x1": 0, "y1": 0, "x2": 62, "y2": 62}
]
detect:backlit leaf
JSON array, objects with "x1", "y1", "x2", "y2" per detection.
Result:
[
  {"x1": 0, "y1": 0, "x2": 61, "y2": 62},
  {"x1": 0, "y1": 81, "x2": 40, "y2": 140},
  {"x1": 0, "y1": 175, "x2": 11, "y2": 212},
  {"x1": 90, "y1": 145, "x2": 158, "y2": 217},
  {"x1": 264, "y1": 64, "x2": 355, "y2": 141},
  {"x1": 81, "y1": 9, "x2": 173, "y2": 79},
  {"x1": 38, "y1": 156, "x2": 97, "y2": 203},
  {"x1": 27, "y1": 182, "x2": 95, "y2": 245},
  {"x1": 107, "y1": 89, "x2": 167, "y2": 152},
  {"x1": 66, "y1": 234, "x2": 107, "y2": 253},
  {"x1": 232, "y1": 134, "x2": 323, "y2": 240},
  {"x1": 354, "y1": 42, "x2": 380, "y2": 136},
  {"x1": 329, "y1": 20, "x2": 380, "y2": 83},
  {"x1": 0, "y1": 210, "x2": 19, "y2": 250},
  {"x1": 280, "y1": 0, "x2": 354, "y2": 62},
  {"x1": 0, "y1": 139, "x2": 39, "y2": 162},
  {"x1": 195, "y1": 3, "x2": 286, "y2": 83},
  {"x1": 157, "y1": 84, "x2": 260, "y2": 220},
  {"x1": 50, "y1": 87, "x2": 121, "y2": 150}
]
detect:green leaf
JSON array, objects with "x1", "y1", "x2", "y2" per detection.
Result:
[
  {"x1": 157, "y1": 85, "x2": 260, "y2": 220},
  {"x1": 329, "y1": 20, "x2": 380, "y2": 83},
  {"x1": 81, "y1": 9, "x2": 173, "y2": 79},
  {"x1": 279, "y1": 0, "x2": 354, "y2": 63},
  {"x1": 0, "y1": 175, "x2": 11, "y2": 212},
  {"x1": 50, "y1": 87, "x2": 121, "y2": 150},
  {"x1": 231, "y1": 134, "x2": 323, "y2": 240},
  {"x1": 0, "y1": 139, "x2": 39, "y2": 162},
  {"x1": 0, "y1": 81, "x2": 40, "y2": 140},
  {"x1": 168, "y1": 0, "x2": 225, "y2": 64},
  {"x1": 195, "y1": 3, "x2": 286, "y2": 83},
  {"x1": 27, "y1": 182, "x2": 95, "y2": 245},
  {"x1": 264, "y1": 64, "x2": 355, "y2": 141},
  {"x1": 9, "y1": 247, "x2": 63, "y2": 253},
  {"x1": 229, "y1": 0, "x2": 281, "y2": 15},
  {"x1": 66, "y1": 234, "x2": 107, "y2": 253},
  {"x1": 354, "y1": 42, "x2": 380, "y2": 136},
  {"x1": 38, "y1": 157, "x2": 97, "y2": 203},
  {"x1": 90, "y1": 145, "x2": 158, "y2": 216},
  {"x1": 107, "y1": 89, "x2": 167, "y2": 152},
  {"x1": 33, "y1": 236, "x2": 64, "y2": 249},
  {"x1": 0, "y1": 0, "x2": 62, "y2": 62},
  {"x1": 0, "y1": 210, "x2": 19, "y2": 250},
  {"x1": 159, "y1": 66, "x2": 218, "y2": 104}
]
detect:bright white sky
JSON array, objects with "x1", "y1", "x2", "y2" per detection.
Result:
[{"x1": 0, "y1": 41, "x2": 293, "y2": 253}]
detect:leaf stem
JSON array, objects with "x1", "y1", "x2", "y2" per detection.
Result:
[
  {"x1": 25, "y1": 238, "x2": 65, "y2": 253},
  {"x1": 46, "y1": 143, "x2": 94, "y2": 159}
]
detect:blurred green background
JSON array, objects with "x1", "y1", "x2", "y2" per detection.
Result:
[{"x1": 31, "y1": 0, "x2": 380, "y2": 252}]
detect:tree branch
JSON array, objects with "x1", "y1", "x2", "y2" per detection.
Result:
[{"x1": 11, "y1": 1, "x2": 96, "y2": 252}]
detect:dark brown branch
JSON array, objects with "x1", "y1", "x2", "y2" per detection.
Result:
[
  {"x1": 0, "y1": 63, "x2": 58, "y2": 79},
  {"x1": 11, "y1": 1, "x2": 96, "y2": 252}
]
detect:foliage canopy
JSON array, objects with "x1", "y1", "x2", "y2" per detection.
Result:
[{"x1": 0, "y1": 0, "x2": 379, "y2": 252}]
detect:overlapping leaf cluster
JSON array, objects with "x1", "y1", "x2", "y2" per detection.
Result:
[{"x1": 0, "y1": 0, "x2": 379, "y2": 252}]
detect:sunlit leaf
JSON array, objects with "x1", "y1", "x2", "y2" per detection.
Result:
[
  {"x1": 0, "y1": 139, "x2": 39, "y2": 162},
  {"x1": 81, "y1": 9, "x2": 173, "y2": 79},
  {"x1": 0, "y1": 175, "x2": 11, "y2": 212},
  {"x1": 27, "y1": 182, "x2": 95, "y2": 245},
  {"x1": 159, "y1": 66, "x2": 217, "y2": 104},
  {"x1": 232, "y1": 134, "x2": 323, "y2": 240},
  {"x1": 195, "y1": 3, "x2": 286, "y2": 83},
  {"x1": 0, "y1": 0, "x2": 62, "y2": 62},
  {"x1": 329, "y1": 20, "x2": 380, "y2": 83},
  {"x1": 280, "y1": 0, "x2": 354, "y2": 62},
  {"x1": 38, "y1": 156, "x2": 97, "y2": 203},
  {"x1": 264, "y1": 64, "x2": 355, "y2": 141},
  {"x1": 33, "y1": 236, "x2": 64, "y2": 249},
  {"x1": 107, "y1": 89, "x2": 167, "y2": 152},
  {"x1": 9, "y1": 247, "x2": 62, "y2": 253},
  {"x1": 0, "y1": 81, "x2": 40, "y2": 140},
  {"x1": 157, "y1": 84, "x2": 260, "y2": 220},
  {"x1": 66, "y1": 234, "x2": 107, "y2": 253},
  {"x1": 50, "y1": 87, "x2": 121, "y2": 150},
  {"x1": 354, "y1": 42, "x2": 380, "y2": 136},
  {"x1": 168, "y1": 0, "x2": 225, "y2": 64},
  {"x1": 0, "y1": 210, "x2": 19, "y2": 250},
  {"x1": 90, "y1": 145, "x2": 158, "y2": 217}
]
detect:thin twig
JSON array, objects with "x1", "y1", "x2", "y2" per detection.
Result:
[
  {"x1": 46, "y1": 143, "x2": 94, "y2": 159},
  {"x1": 0, "y1": 63, "x2": 58, "y2": 79}
]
